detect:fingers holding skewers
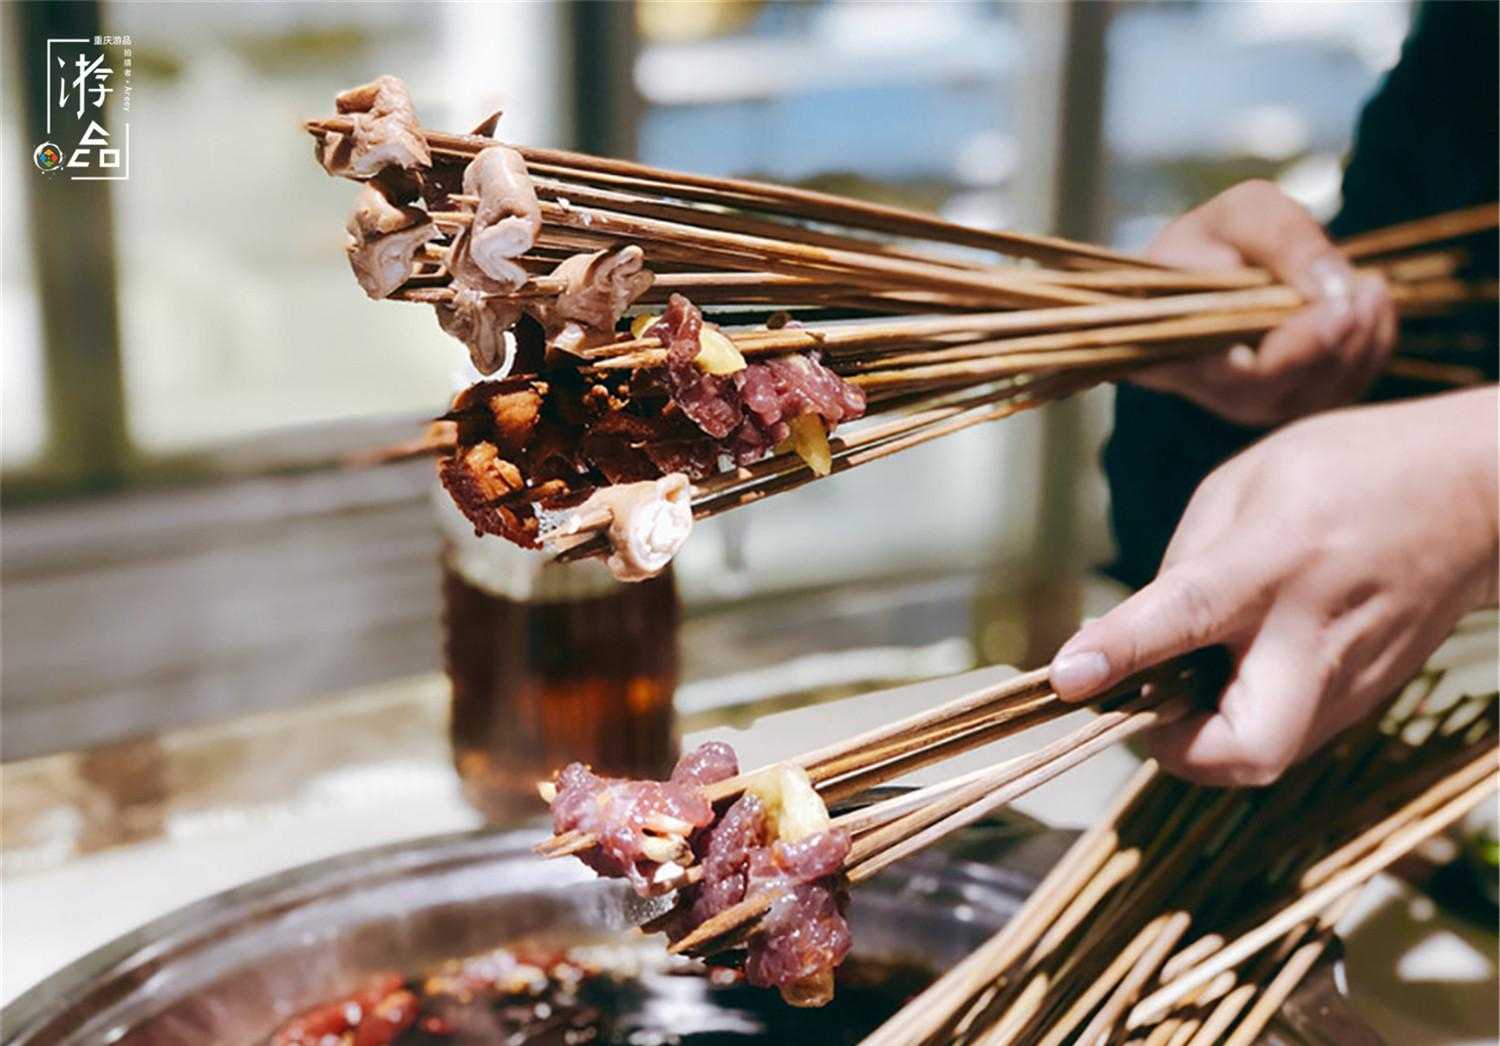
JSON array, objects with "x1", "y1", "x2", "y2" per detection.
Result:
[
  {"x1": 1135, "y1": 179, "x2": 1398, "y2": 426},
  {"x1": 1052, "y1": 387, "x2": 1499, "y2": 787}
]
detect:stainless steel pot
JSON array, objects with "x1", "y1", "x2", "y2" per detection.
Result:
[{"x1": 1, "y1": 813, "x2": 1378, "y2": 1045}]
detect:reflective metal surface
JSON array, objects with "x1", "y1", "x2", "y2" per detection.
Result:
[{"x1": 1, "y1": 812, "x2": 1378, "y2": 1045}]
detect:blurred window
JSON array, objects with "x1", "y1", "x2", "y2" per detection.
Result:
[
  {"x1": 6, "y1": 3, "x2": 568, "y2": 472},
  {"x1": 5, "y1": 0, "x2": 1419, "y2": 597},
  {"x1": 3, "y1": 40, "x2": 46, "y2": 470},
  {"x1": 1101, "y1": 1, "x2": 1412, "y2": 249},
  {"x1": 635, "y1": 1, "x2": 1023, "y2": 229},
  {"x1": 111, "y1": 4, "x2": 544, "y2": 454}
]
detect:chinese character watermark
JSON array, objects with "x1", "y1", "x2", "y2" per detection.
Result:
[{"x1": 37, "y1": 36, "x2": 132, "y2": 180}]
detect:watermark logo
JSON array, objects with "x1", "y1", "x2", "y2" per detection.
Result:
[
  {"x1": 33, "y1": 142, "x2": 63, "y2": 172},
  {"x1": 37, "y1": 35, "x2": 133, "y2": 181}
]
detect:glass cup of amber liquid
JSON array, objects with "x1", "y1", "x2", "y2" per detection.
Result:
[{"x1": 439, "y1": 498, "x2": 680, "y2": 823}]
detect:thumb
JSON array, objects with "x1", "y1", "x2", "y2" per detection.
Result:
[{"x1": 1050, "y1": 563, "x2": 1247, "y2": 701}]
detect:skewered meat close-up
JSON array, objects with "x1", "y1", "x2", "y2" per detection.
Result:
[
  {"x1": 302, "y1": 72, "x2": 1496, "y2": 587},
  {"x1": 546, "y1": 743, "x2": 854, "y2": 1008},
  {"x1": 459, "y1": 145, "x2": 542, "y2": 290},
  {"x1": 345, "y1": 176, "x2": 439, "y2": 301},
  {"x1": 319, "y1": 74, "x2": 431, "y2": 177}
]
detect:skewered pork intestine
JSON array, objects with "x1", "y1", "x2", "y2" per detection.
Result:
[
  {"x1": 433, "y1": 243, "x2": 652, "y2": 373},
  {"x1": 546, "y1": 745, "x2": 853, "y2": 1008},
  {"x1": 529, "y1": 246, "x2": 656, "y2": 360},
  {"x1": 435, "y1": 287, "x2": 524, "y2": 375},
  {"x1": 552, "y1": 472, "x2": 694, "y2": 582},
  {"x1": 460, "y1": 145, "x2": 542, "y2": 288},
  {"x1": 542, "y1": 245, "x2": 656, "y2": 334},
  {"x1": 321, "y1": 75, "x2": 431, "y2": 177},
  {"x1": 428, "y1": 149, "x2": 546, "y2": 369},
  {"x1": 345, "y1": 178, "x2": 439, "y2": 300}
]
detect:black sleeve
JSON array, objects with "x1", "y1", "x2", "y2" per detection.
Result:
[
  {"x1": 1103, "y1": 0, "x2": 1498, "y2": 590},
  {"x1": 1329, "y1": 0, "x2": 1499, "y2": 241}
]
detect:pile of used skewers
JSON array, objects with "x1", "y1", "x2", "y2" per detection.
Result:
[
  {"x1": 307, "y1": 75, "x2": 1498, "y2": 581},
  {"x1": 861, "y1": 667, "x2": 1498, "y2": 1045}
]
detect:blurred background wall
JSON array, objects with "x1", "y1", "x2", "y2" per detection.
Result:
[{"x1": 1, "y1": 0, "x2": 1413, "y2": 759}]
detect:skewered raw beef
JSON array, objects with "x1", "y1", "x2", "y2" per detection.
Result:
[{"x1": 546, "y1": 743, "x2": 854, "y2": 1007}]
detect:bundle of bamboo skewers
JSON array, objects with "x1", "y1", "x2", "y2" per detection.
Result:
[
  {"x1": 862, "y1": 667, "x2": 1499, "y2": 1046},
  {"x1": 306, "y1": 83, "x2": 1498, "y2": 575}
]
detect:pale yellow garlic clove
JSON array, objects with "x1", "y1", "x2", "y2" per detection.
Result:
[
  {"x1": 787, "y1": 414, "x2": 833, "y2": 477},
  {"x1": 694, "y1": 326, "x2": 748, "y2": 375},
  {"x1": 744, "y1": 763, "x2": 830, "y2": 842}
]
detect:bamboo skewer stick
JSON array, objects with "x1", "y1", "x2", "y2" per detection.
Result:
[
  {"x1": 580, "y1": 284, "x2": 1311, "y2": 368},
  {"x1": 750, "y1": 666, "x2": 1051, "y2": 785},
  {"x1": 533, "y1": 666, "x2": 1052, "y2": 858},
  {"x1": 1297, "y1": 741, "x2": 1499, "y2": 889},
  {"x1": 844, "y1": 693, "x2": 1194, "y2": 884},
  {"x1": 668, "y1": 692, "x2": 1194, "y2": 959},
  {"x1": 577, "y1": 271, "x2": 1491, "y2": 373},
  {"x1": 533, "y1": 199, "x2": 1117, "y2": 309},
  {"x1": 1384, "y1": 357, "x2": 1489, "y2": 386},
  {"x1": 528, "y1": 175, "x2": 993, "y2": 273},
  {"x1": 839, "y1": 308, "x2": 1296, "y2": 372},
  {"x1": 305, "y1": 117, "x2": 1162, "y2": 271},
  {"x1": 1215, "y1": 890, "x2": 1361, "y2": 1046},
  {"x1": 1004, "y1": 791, "x2": 1238, "y2": 1041},
  {"x1": 810, "y1": 698, "x2": 1070, "y2": 804},
  {"x1": 1128, "y1": 761, "x2": 1499, "y2": 1028},
  {"x1": 1182, "y1": 982, "x2": 1258, "y2": 1046},
  {"x1": 859, "y1": 762, "x2": 1162, "y2": 1046},
  {"x1": 1074, "y1": 910, "x2": 1193, "y2": 1046},
  {"x1": 1025, "y1": 914, "x2": 1173, "y2": 1046},
  {"x1": 1338, "y1": 201, "x2": 1500, "y2": 260}
]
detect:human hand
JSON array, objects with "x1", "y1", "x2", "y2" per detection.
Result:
[
  {"x1": 1050, "y1": 387, "x2": 1498, "y2": 786},
  {"x1": 1136, "y1": 180, "x2": 1398, "y2": 427}
]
